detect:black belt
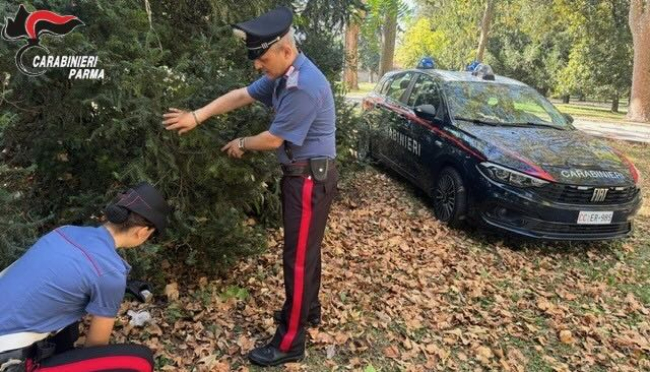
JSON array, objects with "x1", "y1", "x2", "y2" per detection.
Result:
[
  {"x1": 0, "y1": 339, "x2": 55, "y2": 366},
  {"x1": 281, "y1": 158, "x2": 335, "y2": 178},
  {"x1": 281, "y1": 161, "x2": 310, "y2": 176},
  {"x1": 0, "y1": 345, "x2": 32, "y2": 365}
]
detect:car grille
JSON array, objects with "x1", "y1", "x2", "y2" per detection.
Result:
[
  {"x1": 534, "y1": 221, "x2": 631, "y2": 235},
  {"x1": 534, "y1": 184, "x2": 639, "y2": 205}
]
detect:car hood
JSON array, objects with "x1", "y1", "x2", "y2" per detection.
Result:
[{"x1": 456, "y1": 124, "x2": 637, "y2": 186}]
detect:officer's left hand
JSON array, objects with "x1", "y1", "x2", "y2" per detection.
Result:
[{"x1": 221, "y1": 138, "x2": 245, "y2": 159}]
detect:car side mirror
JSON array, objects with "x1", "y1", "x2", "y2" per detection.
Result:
[
  {"x1": 562, "y1": 113, "x2": 574, "y2": 124},
  {"x1": 414, "y1": 104, "x2": 437, "y2": 121}
]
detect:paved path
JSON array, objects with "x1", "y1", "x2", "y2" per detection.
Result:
[{"x1": 573, "y1": 119, "x2": 650, "y2": 144}]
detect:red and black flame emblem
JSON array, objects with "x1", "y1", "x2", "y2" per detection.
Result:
[{"x1": 1, "y1": 5, "x2": 84, "y2": 76}]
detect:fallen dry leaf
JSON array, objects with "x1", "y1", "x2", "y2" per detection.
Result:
[
  {"x1": 384, "y1": 345, "x2": 400, "y2": 359},
  {"x1": 559, "y1": 330, "x2": 574, "y2": 345},
  {"x1": 164, "y1": 282, "x2": 179, "y2": 301}
]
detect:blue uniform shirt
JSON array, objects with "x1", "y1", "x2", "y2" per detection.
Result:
[
  {"x1": 0, "y1": 226, "x2": 130, "y2": 335},
  {"x1": 247, "y1": 53, "x2": 336, "y2": 164}
]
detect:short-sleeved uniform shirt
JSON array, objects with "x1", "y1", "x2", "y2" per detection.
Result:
[
  {"x1": 0, "y1": 226, "x2": 130, "y2": 335},
  {"x1": 247, "y1": 53, "x2": 336, "y2": 164}
]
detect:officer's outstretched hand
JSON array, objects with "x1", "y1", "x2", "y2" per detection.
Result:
[
  {"x1": 162, "y1": 108, "x2": 198, "y2": 135},
  {"x1": 221, "y1": 138, "x2": 245, "y2": 159},
  {"x1": 126, "y1": 280, "x2": 153, "y2": 303}
]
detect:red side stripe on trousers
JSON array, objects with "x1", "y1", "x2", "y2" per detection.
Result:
[
  {"x1": 35, "y1": 356, "x2": 152, "y2": 372},
  {"x1": 280, "y1": 177, "x2": 314, "y2": 352}
]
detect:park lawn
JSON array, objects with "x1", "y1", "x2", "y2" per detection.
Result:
[
  {"x1": 346, "y1": 82, "x2": 377, "y2": 98},
  {"x1": 556, "y1": 103, "x2": 629, "y2": 122},
  {"x1": 111, "y1": 139, "x2": 649, "y2": 371}
]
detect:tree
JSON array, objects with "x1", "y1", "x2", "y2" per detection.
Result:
[
  {"x1": 344, "y1": 22, "x2": 361, "y2": 89},
  {"x1": 358, "y1": 28, "x2": 381, "y2": 81},
  {"x1": 344, "y1": 3, "x2": 367, "y2": 90},
  {"x1": 416, "y1": 0, "x2": 483, "y2": 69},
  {"x1": 553, "y1": 0, "x2": 633, "y2": 111},
  {"x1": 628, "y1": 0, "x2": 650, "y2": 122},
  {"x1": 380, "y1": 3, "x2": 398, "y2": 76},
  {"x1": 395, "y1": 17, "x2": 446, "y2": 68},
  {"x1": 476, "y1": 0, "x2": 495, "y2": 62},
  {"x1": 414, "y1": 0, "x2": 632, "y2": 105},
  {"x1": 0, "y1": 0, "x2": 362, "y2": 274},
  {"x1": 366, "y1": 0, "x2": 410, "y2": 76}
]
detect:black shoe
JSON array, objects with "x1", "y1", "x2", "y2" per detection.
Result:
[
  {"x1": 273, "y1": 309, "x2": 321, "y2": 327},
  {"x1": 248, "y1": 344, "x2": 304, "y2": 366}
]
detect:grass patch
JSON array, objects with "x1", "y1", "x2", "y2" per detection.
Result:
[
  {"x1": 220, "y1": 285, "x2": 249, "y2": 301},
  {"x1": 503, "y1": 336, "x2": 555, "y2": 372},
  {"x1": 556, "y1": 103, "x2": 628, "y2": 121},
  {"x1": 346, "y1": 82, "x2": 377, "y2": 98}
]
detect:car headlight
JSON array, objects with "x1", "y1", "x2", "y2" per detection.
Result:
[{"x1": 479, "y1": 162, "x2": 549, "y2": 188}]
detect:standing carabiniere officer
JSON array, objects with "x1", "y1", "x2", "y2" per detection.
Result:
[{"x1": 162, "y1": 6, "x2": 337, "y2": 367}]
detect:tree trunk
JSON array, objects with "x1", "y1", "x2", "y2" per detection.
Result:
[
  {"x1": 562, "y1": 94, "x2": 570, "y2": 104},
  {"x1": 379, "y1": 10, "x2": 397, "y2": 77},
  {"x1": 344, "y1": 21, "x2": 361, "y2": 91},
  {"x1": 628, "y1": 0, "x2": 650, "y2": 122},
  {"x1": 578, "y1": 93, "x2": 586, "y2": 101},
  {"x1": 611, "y1": 91, "x2": 620, "y2": 113},
  {"x1": 476, "y1": 0, "x2": 495, "y2": 62},
  {"x1": 370, "y1": 71, "x2": 374, "y2": 83}
]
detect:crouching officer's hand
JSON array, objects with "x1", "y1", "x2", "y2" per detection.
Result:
[{"x1": 126, "y1": 280, "x2": 153, "y2": 303}]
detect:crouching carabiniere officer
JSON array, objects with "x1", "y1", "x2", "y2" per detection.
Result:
[
  {"x1": 0, "y1": 183, "x2": 171, "y2": 372},
  {"x1": 162, "y1": 6, "x2": 337, "y2": 367}
]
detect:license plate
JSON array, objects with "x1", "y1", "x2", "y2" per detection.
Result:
[{"x1": 577, "y1": 211, "x2": 613, "y2": 225}]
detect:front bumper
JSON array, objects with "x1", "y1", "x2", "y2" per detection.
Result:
[{"x1": 472, "y1": 172, "x2": 642, "y2": 241}]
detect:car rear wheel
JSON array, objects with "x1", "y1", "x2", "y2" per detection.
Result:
[{"x1": 433, "y1": 167, "x2": 467, "y2": 227}]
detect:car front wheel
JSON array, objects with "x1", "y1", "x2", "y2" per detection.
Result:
[{"x1": 432, "y1": 167, "x2": 467, "y2": 227}]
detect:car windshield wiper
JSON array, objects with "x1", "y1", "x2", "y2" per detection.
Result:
[
  {"x1": 453, "y1": 117, "x2": 504, "y2": 126},
  {"x1": 507, "y1": 122, "x2": 566, "y2": 130}
]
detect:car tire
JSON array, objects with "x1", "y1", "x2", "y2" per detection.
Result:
[{"x1": 432, "y1": 167, "x2": 467, "y2": 227}]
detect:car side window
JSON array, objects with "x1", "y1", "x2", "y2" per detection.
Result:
[
  {"x1": 407, "y1": 75, "x2": 443, "y2": 113},
  {"x1": 385, "y1": 72, "x2": 414, "y2": 103}
]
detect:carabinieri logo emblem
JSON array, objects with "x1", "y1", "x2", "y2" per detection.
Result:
[{"x1": 2, "y1": 4, "x2": 103, "y2": 79}]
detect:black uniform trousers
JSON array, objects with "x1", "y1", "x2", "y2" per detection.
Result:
[
  {"x1": 3, "y1": 322, "x2": 153, "y2": 372},
  {"x1": 270, "y1": 165, "x2": 338, "y2": 353}
]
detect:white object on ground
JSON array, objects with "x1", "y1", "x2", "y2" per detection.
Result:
[
  {"x1": 127, "y1": 310, "x2": 152, "y2": 327},
  {"x1": 140, "y1": 290, "x2": 153, "y2": 303}
]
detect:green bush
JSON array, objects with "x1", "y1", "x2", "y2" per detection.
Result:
[{"x1": 0, "y1": 0, "x2": 361, "y2": 276}]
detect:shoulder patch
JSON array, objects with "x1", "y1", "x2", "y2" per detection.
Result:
[{"x1": 286, "y1": 69, "x2": 299, "y2": 89}]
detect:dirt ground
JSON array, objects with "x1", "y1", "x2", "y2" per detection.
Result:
[{"x1": 109, "y1": 140, "x2": 650, "y2": 372}]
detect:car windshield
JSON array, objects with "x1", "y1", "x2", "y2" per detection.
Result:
[{"x1": 444, "y1": 81, "x2": 571, "y2": 129}]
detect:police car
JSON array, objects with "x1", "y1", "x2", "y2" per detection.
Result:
[{"x1": 359, "y1": 62, "x2": 642, "y2": 240}]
